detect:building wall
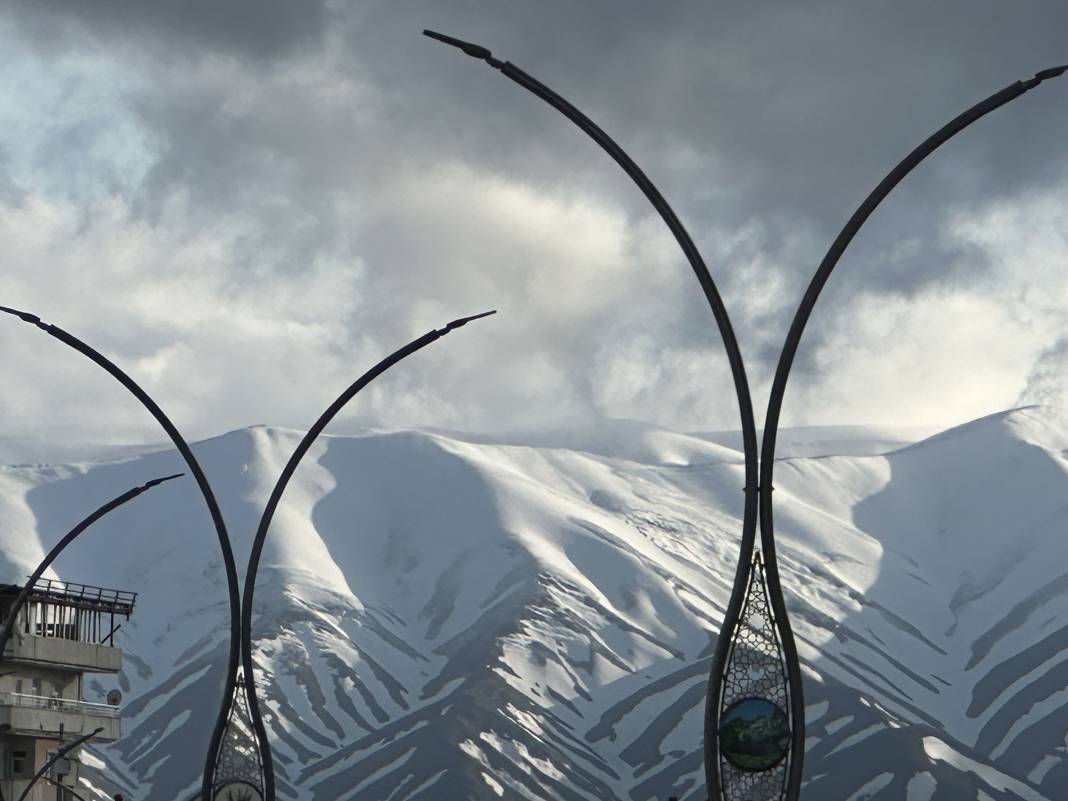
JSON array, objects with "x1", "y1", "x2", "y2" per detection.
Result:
[
  {"x1": 3, "y1": 634, "x2": 123, "y2": 673},
  {"x1": 0, "y1": 667, "x2": 79, "y2": 699},
  {"x1": 1, "y1": 643, "x2": 124, "y2": 798},
  {"x1": 0, "y1": 705, "x2": 121, "y2": 740},
  {"x1": 0, "y1": 735, "x2": 61, "y2": 801},
  {"x1": 0, "y1": 774, "x2": 78, "y2": 801}
]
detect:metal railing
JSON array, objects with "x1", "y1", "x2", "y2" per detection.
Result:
[
  {"x1": 0, "y1": 691, "x2": 120, "y2": 718},
  {"x1": 26, "y1": 577, "x2": 137, "y2": 615}
]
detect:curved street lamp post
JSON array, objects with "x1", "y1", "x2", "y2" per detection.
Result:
[
  {"x1": 751, "y1": 62, "x2": 1063, "y2": 797},
  {"x1": 422, "y1": 31, "x2": 1067, "y2": 801},
  {"x1": 421, "y1": 29, "x2": 783, "y2": 800},
  {"x1": 210, "y1": 310, "x2": 496, "y2": 801},
  {"x1": 1, "y1": 302, "x2": 495, "y2": 800},
  {"x1": 0, "y1": 305, "x2": 244, "y2": 800},
  {"x1": 16, "y1": 727, "x2": 103, "y2": 801},
  {"x1": 43, "y1": 775, "x2": 90, "y2": 801},
  {"x1": 741, "y1": 63, "x2": 1063, "y2": 798}
]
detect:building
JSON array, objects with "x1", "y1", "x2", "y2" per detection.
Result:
[{"x1": 0, "y1": 577, "x2": 136, "y2": 801}]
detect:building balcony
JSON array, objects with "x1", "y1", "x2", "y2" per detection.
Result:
[
  {"x1": 0, "y1": 691, "x2": 120, "y2": 741},
  {"x1": 0, "y1": 577, "x2": 135, "y2": 673}
]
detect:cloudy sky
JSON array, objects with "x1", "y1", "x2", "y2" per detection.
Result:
[{"x1": 1, "y1": 1, "x2": 1066, "y2": 455}]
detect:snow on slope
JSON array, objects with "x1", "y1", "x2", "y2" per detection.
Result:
[
  {"x1": 696, "y1": 422, "x2": 942, "y2": 458},
  {"x1": 2, "y1": 408, "x2": 1068, "y2": 800}
]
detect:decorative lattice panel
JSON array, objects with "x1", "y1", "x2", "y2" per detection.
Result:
[
  {"x1": 716, "y1": 551, "x2": 792, "y2": 801},
  {"x1": 213, "y1": 673, "x2": 265, "y2": 801}
]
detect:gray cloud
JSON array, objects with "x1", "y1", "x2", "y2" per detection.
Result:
[
  {"x1": 10, "y1": 0, "x2": 330, "y2": 58},
  {"x1": 1, "y1": 1, "x2": 1066, "y2": 453}
]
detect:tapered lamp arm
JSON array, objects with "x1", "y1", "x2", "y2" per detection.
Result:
[
  {"x1": 760, "y1": 66, "x2": 1067, "y2": 477},
  {"x1": 42, "y1": 776, "x2": 90, "y2": 801},
  {"x1": 235, "y1": 310, "x2": 495, "y2": 801},
  {"x1": 421, "y1": 31, "x2": 759, "y2": 492},
  {"x1": 0, "y1": 473, "x2": 182, "y2": 663}
]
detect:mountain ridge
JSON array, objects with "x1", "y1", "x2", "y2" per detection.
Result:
[{"x1": 2, "y1": 407, "x2": 1066, "y2": 800}]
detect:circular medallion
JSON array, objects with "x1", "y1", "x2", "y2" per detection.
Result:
[
  {"x1": 214, "y1": 783, "x2": 263, "y2": 801},
  {"x1": 718, "y1": 696, "x2": 790, "y2": 771}
]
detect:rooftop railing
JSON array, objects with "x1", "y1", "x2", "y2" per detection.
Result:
[{"x1": 21, "y1": 577, "x2": 137, "y2": 616}]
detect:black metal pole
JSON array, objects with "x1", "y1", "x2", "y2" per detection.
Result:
[
  {"x1": 422, "y1": 31, "x2": 765, "y2": 801},
  {"x1": 42, "y1": 776, "x2": 90, "y2": 801},
  {"x1": 16, "y1": 727, "x2": 103, "y2": 801},
  {"x1": 756, "y1": 64, "x2": 1065, "y2": 797},
  {"x1": 0, "y1": 306, "x2": 244, "y2": 801},
  {"x1": 0, "y1": 474, "x2": 183, "y2": 664},
  {"x1": 233, "y1": 311, "x2": 495, "y2": 801}
]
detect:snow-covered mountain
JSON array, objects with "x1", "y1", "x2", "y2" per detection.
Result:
[{"x1": 3, "y1": 407, "x2": 1068, "y2": 801}]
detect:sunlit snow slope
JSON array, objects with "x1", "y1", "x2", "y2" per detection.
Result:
[{"x1": 2, "y1": 407, "x2": 1067, "y2": 801}]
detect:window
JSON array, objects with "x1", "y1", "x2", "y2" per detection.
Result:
[
  {"x1": 13, "y1": 678, "x2": 22, "y2": 694},
  {"x1": 8, "y1": 749, "x2": 30, "y2": 778}
]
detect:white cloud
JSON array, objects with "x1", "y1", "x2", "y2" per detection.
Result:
[{"x1": 782, "y1": 183, "x2": 1068, "y2": 428}]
